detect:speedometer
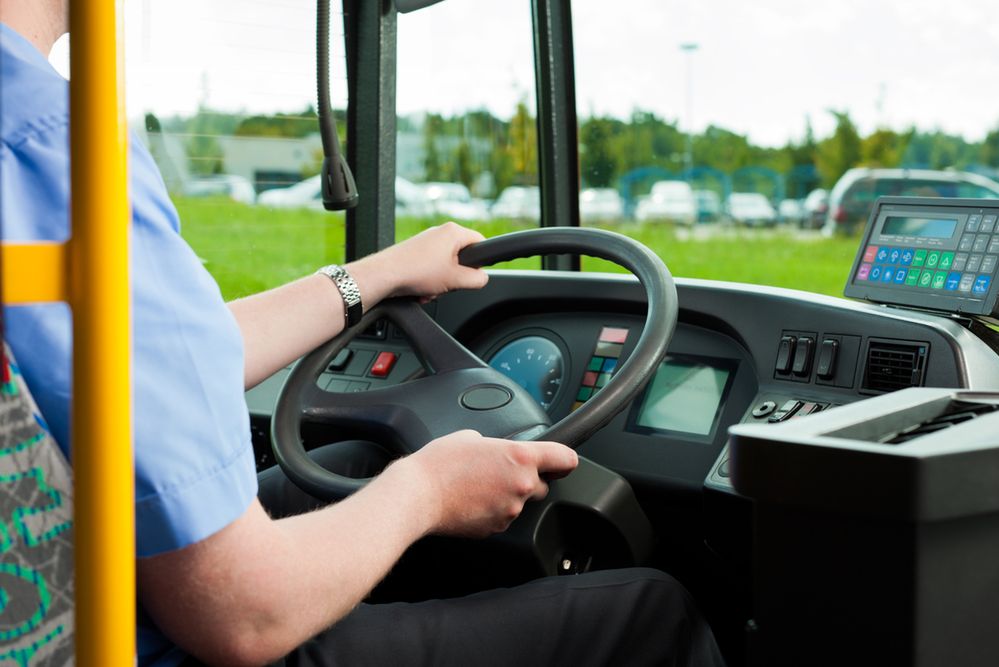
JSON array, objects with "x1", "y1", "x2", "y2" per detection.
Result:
[{"x1": 488, "y1": 336, "x2": 564, "y2": 411}]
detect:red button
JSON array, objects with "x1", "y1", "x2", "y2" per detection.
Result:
[
  {"x1": 599, "y1": 327, "x2": 629, "y2": 344},
  {"x1": 369, "y1": 352, "x2": 397, "y2": 377},
  {"x1": 582, "y1": 371, "x2": 598, "y2": 387}
]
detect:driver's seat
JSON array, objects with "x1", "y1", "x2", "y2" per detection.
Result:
[{"x1": 0, "y1": 344, "x2": 74, "y2": 664}]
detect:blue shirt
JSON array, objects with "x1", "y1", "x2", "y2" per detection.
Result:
[{"x1": 1, "y1": 23, "x2": 258, "y2": 666}]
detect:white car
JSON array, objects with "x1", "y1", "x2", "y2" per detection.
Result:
[
  {"x1": 492, "y1": 186, "x2": 541, "y2": 220},
  {"x1": 634, "y1": 181, "x2": 696, "y2": 224},
  {"x1": 579, "y1": 188, "x2": 624, "y2": 223},
  {"x1": 258, "y1": 175, "x2": 435, "y2": 218},
  {"x1": 727, "y1": 192, "x2": 777, "y2": 226},
  {"x1": 182, "y1": 174, "x2": 256, "y2": 205},
  {"x1": 257, "y1": 175, "x2": 323, "y2": 208},
  {"x1": 421, "y1": 182, "x2": 491, "y2": 221}
]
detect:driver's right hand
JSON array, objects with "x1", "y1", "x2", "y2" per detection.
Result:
[{"x1": 394, "y1": 430, "x2": 578, "y2": 539}]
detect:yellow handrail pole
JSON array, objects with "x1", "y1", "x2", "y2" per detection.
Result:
[{"x1": 69, "y1": 1, "x2": 135, "y2": 665}]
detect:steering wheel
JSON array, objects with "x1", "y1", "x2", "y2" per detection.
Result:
[{"x1": 272, "y1": 227, "x2": 677, "y2": 500}]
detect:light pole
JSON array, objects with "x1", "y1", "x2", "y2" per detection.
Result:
[{"x1": 679, "y1": 42, "x2": 699, "y2": 181}]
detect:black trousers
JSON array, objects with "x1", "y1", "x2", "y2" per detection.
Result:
[{"x1": 249, "y1": 443, "x2": 726, "y2": 667}]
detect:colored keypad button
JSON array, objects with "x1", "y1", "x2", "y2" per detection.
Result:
[
  {"x1": 881, "y1": 267, "x2": 895, "y2": 283},
  {"x1": 599, "y1": 327, "x2": 629, "y2": 344},
  {"x1": 900, "y1": 249, "x2": 914, "y2": 265},
  {"x1": 945, "y1": 272, "x2": 961, "y2": 291},
  {"x1": 917, "y1": 271, "x2": 933, "y2": 287},
  {"x1": 863, "y1": 245, "x2": 879, "y2": 263},
  {"x1": 595, "y1": 341, "x2": 623, "y2": 358},
  {"x1": 601, "y1": 358, "x2": 618, "y2": 373},
  {"x1": 926, "y1": 251, "x2": 940, "y2": 269},
  {"x1": 973, "y1": 275, "x2": 992, "y2": 296},
  {"x1": 931, "y1": 271, "x2": 948, "y2": 289},
  {"x1": 875, "y1": 248, "x2": 890, "y2": 262},
  {"x1": 577, "y1": 387, "x2": 593, "y2": 401},
  {"x1": 888, "y1": 248, "x2": 901, "y2": 264},
  {"x1": 582, "y1": 371, "x2": 598, "y2": 387},
  {"x1": 869, "y1": 266, "x2": 883, "y2": 281},
  {"x1": 588, "y1": 356, "x2": 605, "y2": 372},
  {"x1": 893, "y1": 268, "x2": 907, "y2": 284},
  {"x1": 911, "y1": 249, "x2": 927, "y2": 267},
  {"x1": 857, "y1": 263, "x2": 871, "y2": 280},
  {"x1": 904, "y1": 269, "x2": 920, "y2": 286},
  {"x1": 938, "y1": 252, "x2": 954, "y2": 270},
  {"x1": 595, "y1": 373, "x2": 612, "y2": 388}
]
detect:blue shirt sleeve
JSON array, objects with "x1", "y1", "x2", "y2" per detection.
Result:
[{"x1": 1, "y1": 23, "x2": 258, "y2": 559}]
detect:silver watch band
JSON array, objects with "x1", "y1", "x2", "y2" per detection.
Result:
[{"x1": 317, "y1": 264, "x2": 363, "y2": 327}]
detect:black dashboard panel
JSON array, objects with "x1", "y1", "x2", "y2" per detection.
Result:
[{"x1": 246, "y1": 272, "x2": 999, "y2": 491}]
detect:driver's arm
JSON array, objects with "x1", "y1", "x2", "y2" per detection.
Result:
[
  {"x1": 228, "y1": 222, "x2": 488, "y2": 389},
  {"x1": 137, "y1": 431, "x2": 578, "y2": 667}
]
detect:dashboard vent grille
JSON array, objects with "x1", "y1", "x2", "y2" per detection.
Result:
[{"x1": 862, "y1": 341, "x2": 927, "y2": 393}]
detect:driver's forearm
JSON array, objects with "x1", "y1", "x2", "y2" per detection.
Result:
[
  {"x1": 228, "y1": 261, "x2": 391, "y2": 389},
  {"x1": 229, "y1": 274, "x2": 347, "y2": 389}
]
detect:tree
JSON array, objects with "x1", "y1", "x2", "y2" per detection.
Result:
[
  {"x1": 507, "y1": 100, "x2": 538, "y2": 185},
  {"x1": 448, "y1": 140, "x2": 475, "y2": 189},
  {"x1": 816, "y1": 111, "x2": 862, "y2": 187},
  {"x1": 423, "y1": 113, "x2": 446, "y2": 182},
  {"x1": 579, "y1": 117, "x2": 618, "y2": 187},
  {"x1": 980, "y1": 125, "x2": 999, "y2": 167},
  {"x1": 860, "y1": 128, "x2": 905, "y2": 168}
]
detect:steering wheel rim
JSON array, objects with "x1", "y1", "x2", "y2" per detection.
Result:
[{"x1": 272, "y1": 227, "x2": 678, "y2": 500}]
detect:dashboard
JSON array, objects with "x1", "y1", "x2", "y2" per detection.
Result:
[{"x1": 245, "y1": 270, "x2": 999, "y2": 496}]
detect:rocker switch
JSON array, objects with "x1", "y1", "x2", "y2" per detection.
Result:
[
  {"x1": 816, "y1": 339, "x2": 839, "y2": 379},
  {"x1": 791, "y1": 337, "x2": 814, "y2": 376},
  {"x1": 775, "y1": 335, "x2": 796, "y2": 373}
]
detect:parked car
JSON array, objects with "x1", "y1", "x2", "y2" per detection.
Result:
[
  {"x1": 421, "y1": 182, "x2": 491, "y2": 221},
  {"x1": 182, "y1": 174, "x2": 256, "y2": 204},
  {"x1": 693, "y1": 189, "x2": 722, "y2": 223},
  {"x1": 777, "y1": 198, "x2": 806, "y2": 225},
  {"x1": 579, "y1": 188, "x2": 625, "y2": 223},
  {"x1": 258, "y1": 175, "x2": 435, "y2": 218},
  {"x1": 634, "y1": 180, "x2": 696, "y2": 224},
  {"x1": 822, "y1": 168, "x2": 999, "y2": 235},
  {"x1": 257, "y1": 174, "x2": 322, "y2": 208},
  {"x1": 801, "y1": 188, "x2": 828, "y2": 229},
  {"x1": 491, "y1": 186, "x2": 541, "y2": 220},
  {"x1": 727, "y1": 192, "x2": 777, "y2": 226},
  {"x1": 395, "y1": 177, "x2": 437, "y2": 218}
]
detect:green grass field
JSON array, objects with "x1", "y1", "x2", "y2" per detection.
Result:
[{"x1": 176, "y1": 197, "x2": 861, "y2": 302}]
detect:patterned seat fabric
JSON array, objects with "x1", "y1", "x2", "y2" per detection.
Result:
[{"x1": 0, "y1": 345, "x2": 74, "y2": 665}]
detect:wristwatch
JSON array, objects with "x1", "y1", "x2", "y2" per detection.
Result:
[{"x1": 317, "y1": 264, "x2": 363, "y2": 328}]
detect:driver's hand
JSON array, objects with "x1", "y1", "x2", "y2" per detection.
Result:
[
  {"x1": 397, "y1": 430, "x2": 578, "y2": 538},
  {"x1": 347, "y1": 222, "x2": 488, "y2": 307}
]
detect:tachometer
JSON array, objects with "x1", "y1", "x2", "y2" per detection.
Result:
[{"x1": 488, "y1": 336, "x2": 564, "y2": 411}]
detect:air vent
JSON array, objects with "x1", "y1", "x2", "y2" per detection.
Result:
[{"x1": 862, "y1": 340, "x2": 928, "y2": 394}]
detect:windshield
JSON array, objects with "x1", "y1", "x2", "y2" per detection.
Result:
[{"x1": 113, "y1": 0, "x2": 999, "y2": 300}]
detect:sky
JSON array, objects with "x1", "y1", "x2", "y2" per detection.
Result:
[{"x1": 50, "y1": 0, "x2": 999, "y2": 147}]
